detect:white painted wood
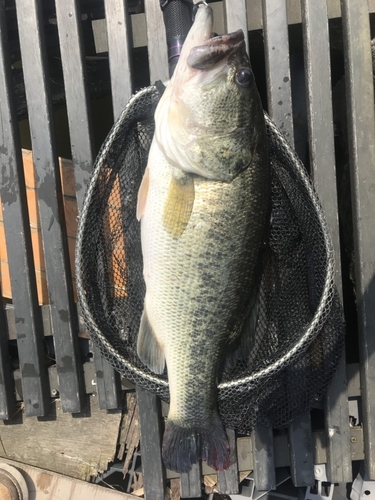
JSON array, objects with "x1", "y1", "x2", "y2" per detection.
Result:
[
  {"x1": 1, "y1": 459, "x2": 134, "y2": 500},
  {"x1": 224, "y1": 0, "x2": 249, "y2": 51},
  {"x1": 92, "y1": 0, "x2": 375, "y2": 52},
  {"x1": 104, "y1": 0, "x2": 133, "y2": 118},
  {"x1": 143, "y1": 0, "x2": 168, "y2": 83}
]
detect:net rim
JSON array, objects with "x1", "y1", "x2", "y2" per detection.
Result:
[{"x1": 75, "y1": 85, "x2": 336, "y2": 394}]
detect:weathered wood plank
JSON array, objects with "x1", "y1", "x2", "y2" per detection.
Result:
[
  {"x1": 122, "y1": 401, "x2": 140, "y2": 477},
  {"x1": 135, "y1": 2, "x2": 167, "y2": 497},
  {"x1": 0, "y1": 396, "x2": 121, "y2": 480},
  {"x1": 224, "y1": 0, "x2": 249, "y2": 51},
  {"x1": 308, "y1": 30, "x2": 352, "y2": 461},
  {"x1": 288, "y1": 413, "x2": 315, "y2": 486},
  {"x1": 180, "y1": 463, "x2": 202, "y2": 498},
  {"x1": 137, "y1": 387, "x2": 166, "y2": 500},
  {"x1": 262, "y1": 0, "x2": 294, "y2": 143},
  {"x1": 218, "y1": 429, "x2": 239, "y2": 494},
  {"x1": 15, "y1": 0, "x2": 84, "y2": 414},
  {"x1": 118, "y1": 392, "x2": 138, "y2": 460},
  {"x1": 144, "y1": 0, "x2": 169, "y2": 84},
  {"x1": 0, "y1": 293, "x2": 15, "y2": 420},
  {"x1": 252, "y1": 425, "x2": 276, "y2": 491},
  {"x1": 261, "y1": 0, "x2": 313, "y2": 486},
  {"x1": 55, "y1": 0, "x2": 122, "y2": 411},
  {"x1": 288, "y1": 418, "x2": 314, "y2": 486},
  {"x1": 93, "y1": 344, "x2": 121, "y2": 411},
  {"x1": 2, "y1": 458, "x2": 135, "y2": 499},
  {"x1": 0, "y1": 0, "x2": 49, "y2": 417},
  {"x1": 340, "y1": 0, "x2": 375, "y2": 480},
  {"x1": 54, "y1": 0, "x2": 95, "y2": 210},
  {"x1": 104, "y1": 0, "x2": 133, "y2": 120},
  {"x1": 0, "y1": 150, "x2": 79, "y2": 305},
  {"x1": 87, "y1": 1, "x2": 375, "y2": 50}
]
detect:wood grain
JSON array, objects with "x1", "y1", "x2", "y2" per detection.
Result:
[
  {"x1": 0, "y1": 150, "x2": 77, "y2": 304},
  {"x1": 0, "y1": 396, "x2": 121, "y2": 480},
  {"x1": 0, "y1": 149, "x2": 126, "y2": 303},
  {"x1": 1, "y1": 458, "x2": 134, "y2": 499}
]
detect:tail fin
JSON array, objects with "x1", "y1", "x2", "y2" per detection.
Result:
[{"x1": 162, "y1": 414, "x2": 231, "y2": 473}]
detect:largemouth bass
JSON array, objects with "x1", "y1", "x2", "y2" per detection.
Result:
[{"x1": 136, "y1": 4, "x2": 270, "y2": 473}]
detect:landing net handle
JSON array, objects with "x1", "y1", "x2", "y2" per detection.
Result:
[{"x1": 160, "y1": 0, "x2": 194, "y2": 77}]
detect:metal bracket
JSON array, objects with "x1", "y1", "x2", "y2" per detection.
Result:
[
  {"x1": 229, "y1": 468, "x2": 291, "y2": 500},
  {"x1": 351, "y1": 470, "x2": 375, "y2": 500},
  {"x1": 305, "y1": 464, "x2": 334, "y2": 500}
]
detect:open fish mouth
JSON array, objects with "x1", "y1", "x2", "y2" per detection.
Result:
[{"x1": 187, "y1": 30, "x2": 245, "y2": 69}]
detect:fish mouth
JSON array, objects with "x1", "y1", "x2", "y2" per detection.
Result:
[{"x1": 187, "y1": 30, "x2": 245, "y2": 70}]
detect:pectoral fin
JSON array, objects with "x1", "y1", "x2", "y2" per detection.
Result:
[
  {"x1": 136, "y1": 168, "x2": 150, "y2": 221},
  {"x1": 137, "y1": 310, "x2": 165, "y2": 374},
  {"x1": 163, "y1": 171, "x2": 195, "y2": 238}
]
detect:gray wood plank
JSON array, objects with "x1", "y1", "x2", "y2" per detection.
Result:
[
  {"x1": 0, "y1": 0, "x2": 49, "y2": 417},
  {"x1": 340, "y1": 0, "x2": 375, "y2": 480},
  {"x1": 137, "y1": 387, "x2": 166, "y2": 499},
  {"x1": 104, "y1": 0, "x2": 133, "y2": 120},
  {"x1": 15, "y1": 0, "x2": 83, "y2": 414},
  {"x1": 288, "y1": 413, "x2": 315, "y2": 486},
  {"x1": 180, "y1": 463, "x2": 202, "y2": 498},
  {"x1": 54, "y1": 0, "x2": 95, "y2": 210},
  {"x1": 301, "y1": 0, "x2": 351, "y2": 484},
  {"x1": 93, "y1": 344, "x2": 121, "y2": 410},
  {"x1": 252, "y1": 425, "x2": 276, "y2": 491},
  {"x1": 218, "y1": 428, "x2": 239, "y2": 494},
  {"x1": 0, "y1": 294, "x2": 15, "y2": 420},
  {"x1": 300, "y1": 0, "x2": 342, "y2": 264},
  {"x1": 261, "y1": 0, "x2": 314, "y2": 486},
  {"x1": 262, "y1": 0, "x2": 294, "y2": 144},
  {"x1": 224, "y1": 0, "x2": 249, "y2": 51},
  {"x1": 144, "y1": 0, "x2": 169, "y2": 84},
  {"x1": 92, "y1": 344, "x2": 121, "y2": 411},
  {"x1": 136, "y1": 3, "x2": 167, "y2": 496},
  {"x1": 103, "y1": 1, "x2": 139, "y2": 409},
  {"x1": 55, "y1": 0, "x2": 121, "y2": 411},
  {"x1": 102, "y1": 0, "x2": 138, "y2": 410},
  {"x1": 287, "y1": 416, "x2": 314, "y2": 487},
  {"x1": 0, "y1": 395, "x2": 121, "y2": 481},
  {"x1": 324, "y1": 355, "x2": 351, "y2": 482}
]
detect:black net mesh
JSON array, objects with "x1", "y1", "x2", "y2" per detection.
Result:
[{"x1": 76, "y1": 85, "x2": 345, "y2": 433}]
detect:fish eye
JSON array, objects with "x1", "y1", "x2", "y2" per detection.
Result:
[{"x1": 235, "y1": 67, "x2": 253, "y2": 88}]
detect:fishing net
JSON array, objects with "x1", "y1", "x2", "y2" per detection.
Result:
[{"x1": 75, "y1": 84, "x2": 344, "y2": 433}]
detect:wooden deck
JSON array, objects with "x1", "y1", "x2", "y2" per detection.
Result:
[{"x1": 0, "y1": 0, "x2": 374, "y2": 498}]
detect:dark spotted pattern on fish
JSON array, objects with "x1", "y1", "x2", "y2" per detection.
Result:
[{"x1": 137, "y1": 4, "x2": 270, "y2": 473}]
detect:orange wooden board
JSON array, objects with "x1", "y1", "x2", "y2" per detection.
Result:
[{"x1": 0, "y1": 150, "x2": 126, "y2": 304}]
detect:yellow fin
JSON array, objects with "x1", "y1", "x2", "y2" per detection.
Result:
[
  {"x1": 163, "y1": 172, "x2": 195, "y2": 238},
  {"x1": 136, "y1": 168, "x2": 150, "y2": 221}
]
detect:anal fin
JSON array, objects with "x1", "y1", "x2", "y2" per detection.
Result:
[{"x1": 137, "y1": 310, "x2": 165, "y2": 374}]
